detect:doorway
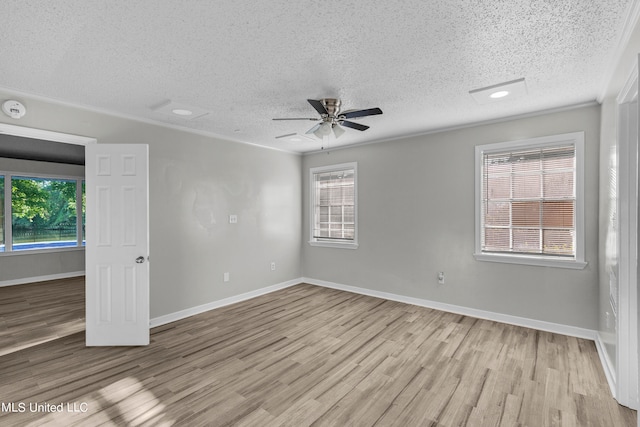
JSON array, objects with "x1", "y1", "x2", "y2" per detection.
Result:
[{"x1": 0, "y1": 123, "x2": 94, "y2": 355}]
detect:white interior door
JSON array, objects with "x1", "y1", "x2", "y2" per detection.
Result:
[
  {"x1": 85, "y1": 143, "x2": 149, "y2": 346},
  {"x1": 617, "y1": 56, "x2": 639, "y2": 410}
]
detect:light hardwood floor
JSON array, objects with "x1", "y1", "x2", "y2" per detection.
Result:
[
  {"x1": 0, "y1": 279, "x2": 636, "y2": 426},
  {"x1": 0, "y1": 277, "x2": 84, "y2": 357}
]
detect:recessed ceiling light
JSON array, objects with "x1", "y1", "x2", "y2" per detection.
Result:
[
  {"x1": 151, "y1": 100, "x2": 209, "y2": 120},
  {"x1": 171, "y1": 108, "x2": 193, "y2": 116},
  {"x1": 489, "y1": 90, "x2": 510, "y2": 99},
  {"x1": 469, "y1": 78, "x2": 527, "y2": 104}
]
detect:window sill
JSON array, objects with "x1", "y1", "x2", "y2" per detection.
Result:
[
  {"x1": 309, "y1": 240, "x2": 359, "y2": 250},
  {"x1": 0, "y1": 246, "x2": 85, "y2": 257},
  {"x1": 474, "y1": 252, "x2": 587, "y2": 270}
]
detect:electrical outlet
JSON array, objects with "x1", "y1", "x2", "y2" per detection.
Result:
[
  {"x1": 437, "y1": 272, "x2": 445, "y2": 285},
  {"x1": 224, "y1": 272, "x2": 230, "y2": 282},
  {"x1": 270, "y1": 262, "x2": 276, "y2": 271},
  {"x1": 229, "y1": 215, "x2": 238, "y2": 224}
]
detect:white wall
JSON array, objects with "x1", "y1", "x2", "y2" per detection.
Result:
[
  {"x1": 302, "y1": 104, "x2": 601, "y2": 329},
  {"x1": 0, "y1": 89, "x2": 302, "y2": 318}
]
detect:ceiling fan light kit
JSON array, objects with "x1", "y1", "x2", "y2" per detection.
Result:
[
  {"x1": 273, "y1": 98, "x2": 383, "y2": 141},
  {"x1": 312, "y1": 122, "x2": 332, "y2": 138},
  {"x1": 331, "y1": 123, "x2": 345, "y2": 138}
]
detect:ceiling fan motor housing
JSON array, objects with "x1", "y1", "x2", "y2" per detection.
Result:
[{"x1": 321, "y1": 98, "x2": 341, "y2": 119}]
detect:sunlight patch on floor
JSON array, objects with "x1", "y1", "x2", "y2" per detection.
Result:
[
  {"x1": 23, "y1": 377, "x2": 174, "y2": 426},
  {"x1": 0, "y1": 320, "x2": 84, "y2": 357}
]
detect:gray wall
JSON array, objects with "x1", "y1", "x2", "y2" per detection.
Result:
[
  {"x1": 302, "y1": 105, "x2": 601, "y2": 329},
  {"x1": 0, "y1": 157, "x2": 85, "y2": 283},
  {"x1": 0, "y1": 90, "x2": 302, "y2": 318}
]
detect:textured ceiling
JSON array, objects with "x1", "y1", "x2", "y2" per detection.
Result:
[{"x1": 0, "y1": 1, "x2": 635, "y2": 153}]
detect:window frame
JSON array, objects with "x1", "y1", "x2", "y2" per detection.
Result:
[
  {"x1": 309, "y1": 162, "x2": 359, "y2": 249},
  {"x1": 1, "y1": 170, "x2": 85, "y2": 256},
  {"x1": 474, "y1": 132, "x2": 587, "y2": 269}
]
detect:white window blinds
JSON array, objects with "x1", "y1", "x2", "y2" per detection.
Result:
[
  {"x1": 481, "y1": 144, "x2": 576, "y2": 257},
  {"x1": 312, "y1": 168, "x2": 355, "y2": 241}
]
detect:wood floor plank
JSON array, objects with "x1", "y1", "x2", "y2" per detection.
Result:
[{"x1": 0, "y1": 279, "x2": 636, "y2": 426}]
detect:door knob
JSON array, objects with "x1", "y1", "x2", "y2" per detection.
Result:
[{"x1": 135, "y1": 256, "x2": 145, "y2": 264}]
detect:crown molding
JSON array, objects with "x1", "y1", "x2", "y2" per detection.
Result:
[
  {"x1": 0, "y1": 85, "x2": 300, "y2": 155},
  {"x1": 616, "y1": 59, "x2": 639, "y2": 104},
  {"x1": 303, "y1": 100, "x2": 599, "y2": 155},
  {"x1": 597, "y1": 0, "x2": 640, "y2": 102}
]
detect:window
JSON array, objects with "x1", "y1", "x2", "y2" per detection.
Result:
[
  {"x1": 309, "y1": 163, "x2": 358, "y2": 249},
  {"x1": 1, "y1": 172, "x2": 85, "y2": 254},
  {"x1": 474, "y1": 132, "x2": 586, "y2": 269}
]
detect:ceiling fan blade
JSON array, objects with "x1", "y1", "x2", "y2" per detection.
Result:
[
  {"x1": 340, "y1": 120, "x2": 370, "y2": 131},
  {"x1": 307, "y1": 99, "x2": 328, "y2": 116},
  {"x1": 272, "y1": 118, "x2": 318, "y2": 121},
  {"x1": 306, "y1": 123, "x2": 322, "y2": 134},
  {"x1": 341, "y1": 107, "x2": 383, "y2": 119}
]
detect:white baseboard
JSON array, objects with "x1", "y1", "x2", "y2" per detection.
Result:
[
  {"x1": 151, "y1": 276, "x2": 599, "y2": 340},
  {"x1": 150, "y1": 278, "x2": 302, "y2": 328},
  {"x1": 302, "y1": 277, "x2": 598, "y2": 340},
  {"x1": 0, "y1": 271, "x2": 85, "y2": 287},
  {"x1": 595, "y1": 332, "x2": 617, "y2": 399}
]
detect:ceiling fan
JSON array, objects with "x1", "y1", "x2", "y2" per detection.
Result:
[{"x1": 273, "y1": 98, "x2": 383, "y2": 139}]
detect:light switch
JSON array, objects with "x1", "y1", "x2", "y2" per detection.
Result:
[{"x1": 229, "y1": 214, "x2": 238, "y2": 224}]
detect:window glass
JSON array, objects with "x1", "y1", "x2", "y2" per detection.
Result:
[
  {"x1": 313, "y1": 169, "x2": 355, "y2": 240},
  {"x1": 480, "y1": 144, "x2": 576, "y2": 257},
  {"x1": 310, "y1": 163, "x2": 358, "y2": 248},
  {"x1": 11, "y1": 177, "x2": 78, "y2": 251}
]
